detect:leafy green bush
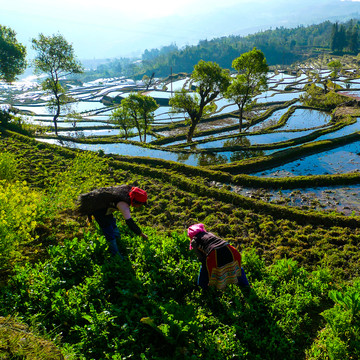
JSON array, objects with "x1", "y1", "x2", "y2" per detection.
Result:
[
  {"x1": 0, "y1": 109, "x2": 11, "y2": 126},
  {"x1": 300, "y1": 86, "x2": 348, "y2": 110},
  {"x1": 306, "y1": 280, "x2": 360, "y2": 360},
  {"x1": 0, "y1": 226, "x2": 345, "y2": 360},
  {"x1": 242, "y1": 248, "x2": 266, "y2": 280}
]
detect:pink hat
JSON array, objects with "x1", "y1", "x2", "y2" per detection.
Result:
[{"x1": 187, "y1": 223, "x2": 206, "y2": 249}]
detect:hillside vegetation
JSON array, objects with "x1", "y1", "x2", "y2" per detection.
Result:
[
  {"x1": 0, "y1": 128, "x2": 359, "y2": 359},
  {"x1": 83, "y1": 19, "x2": 360, "y2": 80}
]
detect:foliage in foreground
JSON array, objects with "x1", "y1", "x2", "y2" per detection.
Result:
[
  {"x1": 1, "y1": 134, "x2": 360, "y2": 359},
  {"x1": 0, "y1": 226, "x2": 359, "y2": 360}
]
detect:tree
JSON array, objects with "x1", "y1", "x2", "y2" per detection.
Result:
[
  {"x1": 328, "y1": 60, "x2": 342, "y2": 79},
  {"x1": 170, "y1": 60, "x2": 230, "y2": 142},
  {"x1": 348, "y1": 25, "x2": 359, "y2": 53},
  {"x1": 31, "y1": 33, "x2": 83, "y2": 136},
  {"x1": 120, "y1": 93, "x2": 158, "y2": 142},
  {"x1": 224, "y1": 48, "x2": 268, "y2": 132},
  {"x1": 109, "y1": 106, "x2": 134, "y2": 139},
  {"x1": 331, "y1": 22, "x2": 340, "y2": 52},
  {"x1": 142, "y1": 72, "x2": 155, "y2": 90},
  {"x1": 0, "y1": 25, "x2": 26, "y2": 83}
]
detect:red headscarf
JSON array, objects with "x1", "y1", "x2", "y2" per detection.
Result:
[
  {"x1": 187, "y1": 223, "x2": 206, "y2": 249},
  {"x1": 129, "y1": 187, "x2": 147, "y2": 205}
]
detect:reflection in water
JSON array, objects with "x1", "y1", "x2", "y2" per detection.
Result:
[
  {"x1": 230, "y1": 149, "x2": 265, "y2": 162},
  {"x1": 176, "y1": 151, "x2": 228, "y2": 166},
  {"x1": 176, "y1": 152, "x2": 191, "y2": 162},
  {"x1": 222, "y1": 137, "x2": 265, "y2": 161},
  {"x1": 196, "y1": 153, "x2": 228, "y2": 166},
  {"x1": 280, "y1": 108, "x2": 330, "y2": 130},
  {"x1": 223, "y1": 136, "x2": 251, "y2": 147},
  {"x1": 176, "y1": 137, "x2": 266, "y2": 165}
]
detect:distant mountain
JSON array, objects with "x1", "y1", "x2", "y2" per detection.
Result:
[
  {"x1": 135, "y1": 18, "x2": 360, "y2": 77},
  {"x1": 77, "y1": 15, "x2": 360, "y2": 81},
  {"x1": 104, "y1": 0, "x2": 360, "y2": 58}
]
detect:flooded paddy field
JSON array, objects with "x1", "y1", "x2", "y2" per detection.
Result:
[{"x1": 3, "y1": 68, "x2": 360, "y2": 215}]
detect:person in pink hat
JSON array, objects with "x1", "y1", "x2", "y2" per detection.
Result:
[
  {"x1": 77, "y1": 184, "x2": 148, "y2": 258},
  {"x1": 187, "y1": 223, "x2": 249, "y2": 290}
]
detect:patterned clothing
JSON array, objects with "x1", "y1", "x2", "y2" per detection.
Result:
[
  {"x1": 206, "y1": 245, "x2": 242, "y2": 290},
  {"x1": 191, "y1": 232, "x2": 228, "y2": 257},
  {"x1": 192, "y1": 232, "x2": 249, "y2": 290}
]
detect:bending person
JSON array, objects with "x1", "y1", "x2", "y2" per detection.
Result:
[
  {"x1": 77, "y1": 185, "x2": 148, "y2": 258},
  {"x1": 187, "y1": 223, "x2": 249, "y2": 290}
]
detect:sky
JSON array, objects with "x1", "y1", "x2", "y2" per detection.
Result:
[{"x1": 1, "y1": 0, "x2": 360, "y2": 61}]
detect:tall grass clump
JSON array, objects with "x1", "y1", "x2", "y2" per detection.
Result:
[
  {"x1": 0, "y1": 152, "x2": 19, "y2": 181},
  {"x1": 0, "y1": 315, "x2": 72, "y2": 359}
]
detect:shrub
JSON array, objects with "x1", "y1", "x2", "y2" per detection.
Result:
[
  {"x1": 0, "y1": 152, "x2": 19, "y2": 181},
  {"x1": 0, "y1": 109, "x2": 11, "y2": 126},
  {"x1": 306, "y1": 279, "x2": 360, "y2": 360},
  {"x1": 0, "y1": 180, "x2": 45, "y2": 270},
  {"x1": 242, "y1": 248, "x2": 266, "y2": 281}
]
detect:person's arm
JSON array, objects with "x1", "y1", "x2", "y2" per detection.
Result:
[
  {"x1": 116, "y1": 201, "x2": 148, "y2": 239},
  {"x1": 191, "y1": 240, "x2": 206, "y2": 262}
]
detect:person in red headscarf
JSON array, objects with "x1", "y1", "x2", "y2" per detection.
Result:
[
  {"x1": 187, "y1": 223, "x2": 249, "y2": 290},
  {"x1": 77, "y1": 184, "x2": 148, "y2": 258}
]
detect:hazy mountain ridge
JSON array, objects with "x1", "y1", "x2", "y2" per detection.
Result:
[{"x1": 80, "y1": 2, "x2": 360, "y2": 66}]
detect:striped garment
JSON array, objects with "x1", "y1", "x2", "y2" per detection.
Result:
[{"x1": 206, "y1": 245, "x2": 242, "y2": 290}]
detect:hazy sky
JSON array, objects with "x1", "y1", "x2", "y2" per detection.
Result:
[{"x1": 1, "y1": 0, "x2": 360, "y2": 60}]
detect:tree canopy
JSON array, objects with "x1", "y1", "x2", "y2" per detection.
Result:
[
  {"x1": 170, "y1": 60, "x2": 230, "y2": 142},
  {"x1": 110, "y1": 106, "x2": 134, "y2": 139},
  {"x1": 0, "y1": 25, "x2": 26, "y2": 83},
  {"x1": 119, "y1": 93, "x2": 159, "y2": 142},
  {"x1": 225, "y1": 48, "x2": 269, "y2": 131}
]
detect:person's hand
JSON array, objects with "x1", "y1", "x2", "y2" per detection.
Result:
[{"x1": 140, "y1": 233, "x2": 148, "y2": 240}]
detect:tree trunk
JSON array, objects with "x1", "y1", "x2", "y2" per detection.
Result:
[
  {"x1": 137, "y1": 127, "x2": 142, "y2": 142},
  {"x1": 134, "y1": 118, "x2": 142, "y2": 142},
  {"x1": 53, "y1": 95, "x2": 61, "y2": 136},
  {"x1": 187, "y1": 121, "x2": 197, "y2": 142},
  {"x1": 53, "y1": 115, "x2": 58, "y2": 136},
  {"x1": 323, "y1": 80, "x2": 328, "y2": 94},
  {"x1": 238, "y1": 105, "x2": 244, "y2": 132},
  {"x1": 143, "y1": 120, "x2": 147, "y2": 143}
]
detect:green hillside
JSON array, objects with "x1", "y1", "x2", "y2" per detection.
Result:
[
  {"x1": 85, "y1": 19, "x2": 360, "y2": 80},
  {"x1": 0, "y1": 128, "x2": 359, "y2": 359}
]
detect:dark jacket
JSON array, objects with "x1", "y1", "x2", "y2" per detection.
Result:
[
  {"x1": 77, "y1": 185, "x2": 132, "y2": 215},
  {"x1": 191, "y1": 232, "x2": 228, "y2": 262}
]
